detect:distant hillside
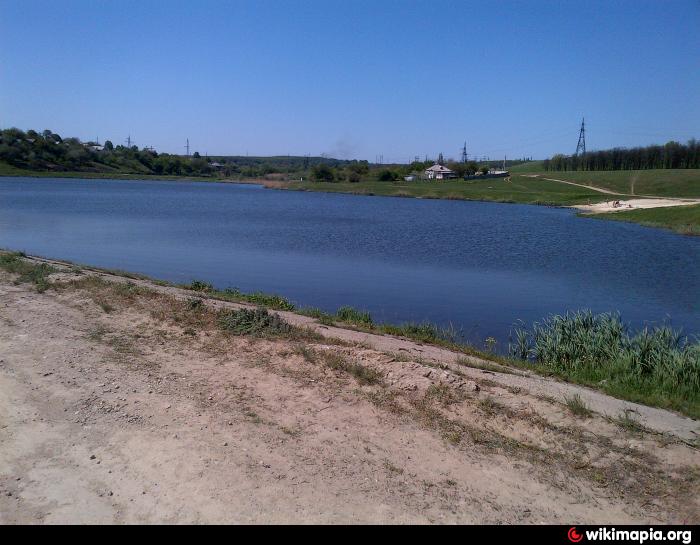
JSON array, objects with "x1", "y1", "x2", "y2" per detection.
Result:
[
  {"x1": 0, "y1": 127, "x2": 356, "y2": 179},
  {"x1": 508, "y1": 160, "x2": 546, "y2": 173}
]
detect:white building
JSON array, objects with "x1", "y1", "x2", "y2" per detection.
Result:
[{"x1": 425, "y1": 164, "x2": 456, "y2": 180}]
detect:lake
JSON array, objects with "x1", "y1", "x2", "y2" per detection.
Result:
[{"x1": 1, "y1": 176, "x2": 698, "y2": 350}]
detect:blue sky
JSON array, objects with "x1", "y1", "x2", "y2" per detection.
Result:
[{"x1": 1, "y1": 0, "x2": 698, "y2": 161}]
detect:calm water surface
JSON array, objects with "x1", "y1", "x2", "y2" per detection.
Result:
[{"x1": 1, "y1": 177, "x2": 698, "y2": 348}]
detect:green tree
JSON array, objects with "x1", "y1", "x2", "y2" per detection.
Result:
[
  {"x1": 377, "y1": 169, "x2": 398, "y2": 181},
  {"x1": 312, "y1": 164, "x2": 335, "y2": 182}
]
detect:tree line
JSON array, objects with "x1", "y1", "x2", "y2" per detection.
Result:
[
  {"x1": 0, "y1": 128, "x2": 219, "y2": 176},
  {"x1": 0, "y1": 127, "x2": 359, "y2": 178},
  {"x1": 543, "y1": 140, "x2": 700, "y2": 171}
]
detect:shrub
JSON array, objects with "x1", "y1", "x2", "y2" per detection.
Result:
[
  {"x1": 312, "y1": 164, "x2": 335, "y2": 183},
  {"x1": 217, "y1": 307, "x2": 290, "y2": 336},
  {"x1": 189, "y1": 280, "x2": 213, "y2": 292},
  {"x1": 377, "y1": 169, "x2": 398, "y2": 182}
]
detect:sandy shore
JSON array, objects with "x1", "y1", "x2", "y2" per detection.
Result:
[
  {"x1": 575, "y1": 198, "x2": 700, "y2": 213},
  {"x1": 1, "y1": 260, "x2": 698, "y2": 524}
]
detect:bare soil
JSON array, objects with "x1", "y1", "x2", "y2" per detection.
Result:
[{"x1": 1, "y1": 263, "x2": 698, "y2": 524}]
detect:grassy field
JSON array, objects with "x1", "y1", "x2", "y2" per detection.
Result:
[
  {"x1": 283, "y1": 176, "x2": 612, "y2": 206},
  {"x1": 529, "y1": 169, "x2": 700, "y2": 198},
  {"x1": 588, "y1": 204, "x2": 700, "y2": 235}
]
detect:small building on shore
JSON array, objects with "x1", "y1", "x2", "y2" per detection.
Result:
[{"x1": 425, "y1": 164, "x2": 456, "y2": 180}]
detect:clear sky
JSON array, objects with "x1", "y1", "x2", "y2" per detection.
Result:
[{"x1": 1, "y1": 0, "x2": 698, "y2": 162}]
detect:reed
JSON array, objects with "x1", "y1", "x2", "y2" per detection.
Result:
[{"x1": 509, "y1": 311, "x2": 700, "y2": 416}]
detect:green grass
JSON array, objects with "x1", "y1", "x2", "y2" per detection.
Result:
[
  {"x1": 222, "y1": 288, "x2": 296, "y2": 311},
  {"x1": 284, "y1": 175, "x2": 610, "y2": 206},
  {"x1": 563, "y1": 394, "x2": 593, "y2": 418},
  {"x1": 588, "y1": 204, "x2": 700, "y2": 236},
  {"x1": 532, "y1": 169, "x2": 700, "y2": 198},
  {"x1": 510, "y1": 311, "x2": 700, "y2": 418},
  {"x1": 183, "y1": 280, "x2": 297, "y2": 311},
  {"x1": 283, "y1": 169, "x2": 700, "y2": 234},
  {"x1": 285, "y1": 169, "x2": 699, "y2": 203},
  {"x1": 335, "y1": 306, "x2": 373, "y2": 326},
  {"x1": 320, "y1": 351, "x2": 384, "y2": 385},
  {"x1": 508, "y1": 161, "x2": 547, "y2": 173},
  {"x1": 0, "y1": 251, "x2": 55, "y2": 292}
]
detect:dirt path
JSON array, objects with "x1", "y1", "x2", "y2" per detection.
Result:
[
  {"x1": 522, "y1": 174, "x2": 700, "y2": 212},
  {"x1": 524, "y1": 174, "x2": 624, "y2": 195},
  {"x1": 1, "y1": 264, "x2": 698, "y2": 524}
]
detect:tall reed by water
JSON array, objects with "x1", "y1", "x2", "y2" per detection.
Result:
[{"x1": 509, "y1": 311, "x2": 700, "y2": 415}]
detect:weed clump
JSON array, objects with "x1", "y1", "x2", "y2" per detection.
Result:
[
  {"x1": 223, "y1": 288, "x2": 295, "y2": 311},
  {"x1": 335, "y1": 306, "x2": 373, "y2": 327},
  {"x1": 189, "y1": 280, "x2": 213, "y2": 293},
  {"x1": 321, "y1": 351, "x2": 384, "y2": 385},
  {"x1": 0, "y1": 252, "x2": 55, "y2": 292},
  {"x1": 563, "y1": 393, "x2": 593, "y2": 418},
  {"x1": 217, "y1": 307, "x2": 290, "y2": 337}
]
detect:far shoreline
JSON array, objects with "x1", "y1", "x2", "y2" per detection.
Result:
[{"x1": 2, "y1": 170, "x2": 698, "y2": 236}]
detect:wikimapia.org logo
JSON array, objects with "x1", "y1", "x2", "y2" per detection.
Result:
[{"x1": 568, "y1": 527, "x2": 693, "y2": 544}]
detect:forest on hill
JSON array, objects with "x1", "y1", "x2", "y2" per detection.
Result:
[{"x1": 544, "y1": 140, "x2": 699, "y2": 171}]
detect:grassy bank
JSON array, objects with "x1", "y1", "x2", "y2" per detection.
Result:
[
  {"x1": 280, "y1": 169, "x2": 700, "y2": 234},
  {"x1": 528, "y1": 169, "x2": 700, "y2": 198},
  {"x1": 588, "y1": 204, "x2": 700, "y2": 236},
  {"x1": 0, "y1": 161, "x2": 222, "y2": 182},
  {"x1": 2, "y1": 250, "x2": 698, "y2": 418},
  {"x1": 281, "y1": 175, "x2": 611, "y2": 206}
]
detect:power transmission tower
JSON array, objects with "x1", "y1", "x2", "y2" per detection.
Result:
[
  {"x1": 185, "y1": 138, "x2": 190, "y2": 157},
  {"x1": 575, "y1": 118, "x2": 586, "y2": 156},
  {"x1": 461, "y1": 142, "x2": 468, "y2": 163},
  {"x1": 125, "y1": 135, "x2": 134, "y2": 147}
]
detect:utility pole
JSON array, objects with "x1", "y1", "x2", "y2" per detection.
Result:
[{"x1": 575, "y1": 118, "x2": 586, "y2": 156}]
